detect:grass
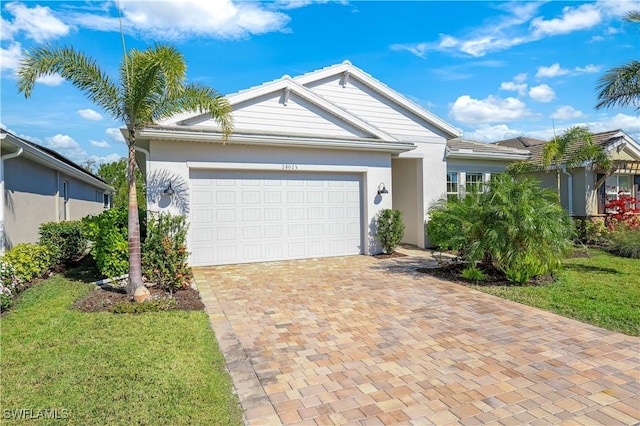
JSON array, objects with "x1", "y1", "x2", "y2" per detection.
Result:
[
  {"x1": 472, "y1": 248, "x2": 640, "y2": 336},
  {"x1": 1, "y1": 273, "x2": 242, "y2": 425}
]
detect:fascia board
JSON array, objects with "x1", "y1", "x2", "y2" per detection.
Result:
[
  {"x1": 3, "y1": 134, "x2": 114, "y2": 192},
  {"x1": 446, "y1": 151, "x2": 531, "y2": 161},
  {"x1": 294, "y1": 62, "x2": 462, "y2": 139},
  {"x1": 139, "y1": 128, "x2": 415, "y2": 154}
]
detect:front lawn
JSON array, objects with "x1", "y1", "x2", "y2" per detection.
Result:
[
  {"x1": 472, "y1": 248, "x2": 640, "y2": 336},
  {"x1": 1, "y1": 274, "x2": 242, "y2": 425}
]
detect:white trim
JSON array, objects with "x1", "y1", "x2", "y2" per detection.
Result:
[
  {"x1": 446, "y1": 151, "x2": 531, "y2": 161},
  {"x1": 187, "y1": 161, "x2": 369, "y2": 173},
  {"x1": 138, "y1": 127, "x2": 416, "y2": 154}
]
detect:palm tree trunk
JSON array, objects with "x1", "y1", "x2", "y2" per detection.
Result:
[{"x1": 126, "y1": 137, "x2": 144, "y2": 295}]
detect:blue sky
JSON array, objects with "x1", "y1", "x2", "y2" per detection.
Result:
[{"x1": 1, "y1": 0, "x2": 639, "y2": 167}]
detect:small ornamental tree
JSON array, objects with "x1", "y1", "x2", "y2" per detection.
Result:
[
  {"x1": 376, "y1": 209, "x2": 405, "y2": 254},
  {"x1": 604, "y1": 195, "x2": 640, "y2": 230}
]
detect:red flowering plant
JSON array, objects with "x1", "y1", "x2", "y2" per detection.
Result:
[{"x1": 604, "y1": 194, "x2": 640, "y2": 230}]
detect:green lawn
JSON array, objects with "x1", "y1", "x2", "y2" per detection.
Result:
[
  {"x1": 472, "y1": 248, "x2": 640, "y2": 336},
  {"x1": 1, "y1": 274, "x2": 242, "y2": 425}
]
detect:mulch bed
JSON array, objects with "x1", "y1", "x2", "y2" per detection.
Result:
[
  {"x1": 416, "y1": 262, "x2": 554, "y2": 287},
  {"x1": 73, "y1": 285, "x2": 205, "y2": 313},
  {"x1": 373, "y1": 251, "x2": 408, "y2": 259}
]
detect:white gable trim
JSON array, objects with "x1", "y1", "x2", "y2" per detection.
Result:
[
  {"x1": 159, "y1": 77, "x2": 398, "y2": 142},
  {"x1": 294, "y1": 61, "x2": 461, "y2": 139},
  {"x1": 603, "y1": 131, "x2": 640, "y2": 160}
]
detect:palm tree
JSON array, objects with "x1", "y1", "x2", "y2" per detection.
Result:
[
  {"x1": 542, "y1": 126, "x2": 611, "y2": 196},
  {"x1": 596, "y1": 10, "x2": 640, "y2": 110},
  {"x1": 17, "y1": 45, "x2": 233, "y2": 295}
]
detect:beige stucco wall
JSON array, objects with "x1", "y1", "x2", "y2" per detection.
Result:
[
  {"x1": 3, "y1": 156, "x2": 107, "y2": 249},
  {"x1": 392, "y1": 158, "x2": 420, "y2": 246}
]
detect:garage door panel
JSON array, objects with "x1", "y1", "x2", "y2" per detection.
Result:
[{"x1": 189, "y1": 170, "x2": 362, "y2": 266}]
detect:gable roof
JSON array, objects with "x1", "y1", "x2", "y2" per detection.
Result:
[
  {"x1": 492, "y1": 136, "x2": 547, "y2": 149},
  {"x1": 495, "y1": 129, "x2": 640, "y2": 167},
  {"x1": 1, "y1": 129, "x2": 114, "y2": 192},
  {"x1": 150, "y1": 61, "x2": 460, "y2": 152},
  {"x1": 447, "y1": 138, "x2": 530, "y2": 160}
]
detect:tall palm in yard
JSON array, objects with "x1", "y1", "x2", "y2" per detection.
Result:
[
  {"x1": 17, "y1": 45, "x2": 233, "y2": 295},
  {"x1": 596, "y1": 10, "x2": 640, "y2": 110}
]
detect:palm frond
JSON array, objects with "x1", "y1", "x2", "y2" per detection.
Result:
[
  {"x1": 595, "y1": 60, "x2": 640, "y2": 110},
  {"x1": 17, "y1": 45, "x2": 121, "y2": 119}
]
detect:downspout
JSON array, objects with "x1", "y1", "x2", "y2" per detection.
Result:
[
  {"x1": 0, "y1": 146, "x2": 24, "y2": 254},
  {"x1": 562, "y1": 167, "x2": 573, "y2": 216}
]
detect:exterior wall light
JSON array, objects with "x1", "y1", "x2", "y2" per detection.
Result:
[
  {"x1": 163, "y1": 182, "x2": 175, "y2": 196},
  {"x1": 377, "y1": 182, "x2": 389, "y2": 195}
]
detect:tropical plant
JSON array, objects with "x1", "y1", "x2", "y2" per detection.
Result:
[
  {"x1": 376, "y1": 209, "x2": 405, "y2": 254},
  {"x1": 17, "y1": 44, "x2": 232, "y2": 295},
  {"x1": 427, "y1": 175, "x2": 573, "y2": 283},
  {"x1": 507, "y1": 127, "x2": 612, "y2": 196},
  {"x1": 596, "y1": 11, "x2": 640, "y2": 111},
  {"x1": 607, "y1": 225, "x2": 640, "y2": 259},
  {"x1": 96, "y1": 158, "x2": 146, "y2": 209}
]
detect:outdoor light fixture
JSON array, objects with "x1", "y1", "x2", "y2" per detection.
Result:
[
  {"x1": 163, "y1": 182, "x2": 175, "y2": 196},
  {"x1": 377, "y1": 182, "x2": 389, "y2": 195}
]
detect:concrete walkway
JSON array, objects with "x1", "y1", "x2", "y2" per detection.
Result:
[{"x1": 194, "y1": 250, "x2": 639, "y2": 425}]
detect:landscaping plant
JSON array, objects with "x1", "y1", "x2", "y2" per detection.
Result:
[
  {"x1": 142, "y1": 213, "x2": 192, "y2": 294},
  {"x1": 376, "y1": 209, "x2": 405, "y2": 254},
  {"x1": 0, "y1": 260, "x2": 19, "y2": 311},
  {"x1": 2, "y1": 243, "x2": 52, "y2": 284},
  {"x1": 39, "y1": 220, "x2": 87, "y2": 266},
  {"x1": 427, "y1": 175, "x2": 573, "y2": 283}
]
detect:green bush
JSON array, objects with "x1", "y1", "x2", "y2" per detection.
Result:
[
  {"x1": 376, "y1": 209, "x2": 405, "y2": 254},
  {"x1": 83, "y1": 207, "x2": 146, "y2": 279},
  {"x1": 142, "y1": 213, "x2": 192, "y2": 293},
  {"x1": 2, "y1": 244, "x2": 52, "y2": 284},
  {"x1": 461, "y1": 267, "x2": 486, "y2": 282},
  {"x1": 1, "y1": 260, "x2": 19, "y2": 311},
  {"x1": 39, "y1": 221, "x2": 87, "y2": 266},
  {"x1": 574, "y1": 218, "x2": 610, "y2": 246},
  {"x1": 607, "y1": 226, "x2": 640, "y2": 259},
  {"x1": 427, "y1": 175, "x2": 573, "y2": 284}
]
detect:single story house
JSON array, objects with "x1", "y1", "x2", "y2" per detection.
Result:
[
  {"x1": 493, "y1": 130, "x2": 640, "y2": 217},
  {"x1": 137, "y1": 61, "x2": 462, "y2": 266},
  {"x1": 0, "y1": 129, "x2": 115, "y2": 253}
]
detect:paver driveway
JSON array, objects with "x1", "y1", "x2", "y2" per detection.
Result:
[{"x1": 194, "y1": 252, "x2": 639, "y2": 425}]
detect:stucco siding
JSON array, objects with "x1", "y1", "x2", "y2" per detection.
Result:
[
  {"x1": 305, "y1": 76, "x2": 448, "y2": 142},
  {"x1": 392, "y1": 158, "x2": 419, "y2": 246}
]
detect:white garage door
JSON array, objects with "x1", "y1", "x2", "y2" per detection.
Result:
[{"x1": 189, "y1": 170, "x2": 362, "y2": 266}]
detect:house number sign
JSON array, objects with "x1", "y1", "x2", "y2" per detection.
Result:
[{"x1": 282, "y1": 164, "x2": 299, "y2": 170}]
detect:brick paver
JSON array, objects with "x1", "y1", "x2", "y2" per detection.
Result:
[{"x1": 194, "y1": 249, "x2": 640, "y2": 425}]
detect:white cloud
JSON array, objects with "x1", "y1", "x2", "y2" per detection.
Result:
[
  {"x1": 36, "y1": 73, "x2": 64, "y2": 86},
  {"x1": 590, "y1": 113, "x2": 640, "y2": 140},
  {"x1": 71, "y1": 0, "x2": 291, "y2": 40},
  {"x1": 90, "y1": 140, "x2": 110, "y2": 148},
  {"x1": 531, "y1": 4, "x2": 602, "y2": 37},
  {"x1": 513, "y1": 73, "x2": 527, "y2": 83},
  {"x1": 500, "y1": 81, "x2": 528, "y2": 96},
  {"x1": 3, "y1": 2, "x2": 70, "y2": 43},
  {"x1": 0, "y1": 42, "x2": 22, "y2": 73},
  {"x1": 536, "y1": 63, "x2": 570, "y2": 79},
  {"x1": 551, "y1": 106, "x2": 585, "y2": 121},
  {"x1": 106, "y1": 127, "x2": 126, "y2": 143},
  {"x1": 89, "y1": 153, "x2": 122, "y2": 165},
  {"x1": 529, "y1": 84, "x2": 555, "y2": 102},
  {"x1": 78, "y1": 109, "x2": 103, "y2": 121},
  {"x1": 575, "y1": 64, "x2": 601, "y2": 74},
  {"x1": 450, "y1": 95, "x2": 531, "y2": 125},
  {"x1": 45, "y1": 134, "x2": 86, "y2": 162},
  {"x1": 462, "y1": 124, "x2": 523, "y2": 142}
]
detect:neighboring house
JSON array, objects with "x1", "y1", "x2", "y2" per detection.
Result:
[
  {"x1": 0, "y1": 129, "x2": 115, "y2": 253},
  {"x1": 493, "y1": 130, "x2": 640, "y2": 217},
  {"x1": 445, "y1": 138, "x2": 530, "y2": 200},
  {"x1": 137, "y1": 61, "x2": 461, "y2": 266}
]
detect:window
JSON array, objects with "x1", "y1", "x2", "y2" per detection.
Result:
[
  {"x1": 465, "y1": 172, "x2": 484, "y2": 194},
  {"x1": 605, "y1": 175, "x2": 633, "y2": 202},
  {"x1": 446, "y1": 172, "x2": 458, "y2": 201},
  {"x1": 103, "y1": 193, "x2": 110, "y2": 209}
]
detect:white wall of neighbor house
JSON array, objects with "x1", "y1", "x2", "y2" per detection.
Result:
[{"x1": 146, "y1": 139, "x2": 394, "y2": 255}]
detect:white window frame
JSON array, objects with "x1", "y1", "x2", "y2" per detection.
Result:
[
  {"x1": 446, "y1": 172, "x2": 459, "y2": 200},
  {"x1": 465, "y1": 172, "x2": 484, "y2": 194}
]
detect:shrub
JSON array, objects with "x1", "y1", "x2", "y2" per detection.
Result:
[
  {"x1": 576, "y1": 218, "x2": 611, "y2": 246},
  {"x1": 2, "y1": 244, "x2": 52, "y2": 284},
  {"x1": 461, "y1": 267, "x2": 486, "y2": 282},
  {"x1": 0, "y1": 260, "x2": 19, "y2": 311},
  {"x1": 607, "y1": 225, "x2": 640, "y2": 259},
  {"x1": 376, "y1": 209, "x2": 405, "y2": 254},
  {"x1": 39, "y1": 221, "x2": 87, "y2": 266},
  {"x1": 427, "y1": 175, "x2": 573, "y2": 284},
  {"x1": 142, "y1": 213, "x2": 192, "y2": 293},
  {"x1": 83, "y1": 207, "x2": 146, "y2": 279}
]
